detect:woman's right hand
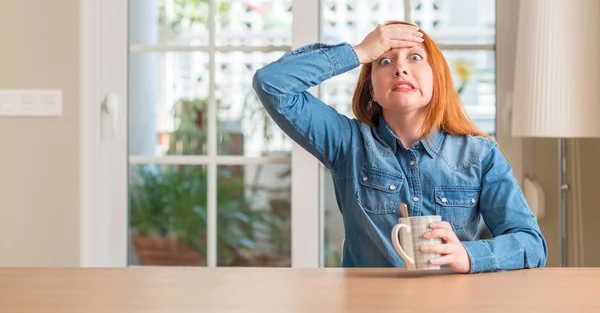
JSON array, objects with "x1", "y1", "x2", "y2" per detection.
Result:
[{"x1": 353, "y1": 23, "x2": 424, "y2": 64}]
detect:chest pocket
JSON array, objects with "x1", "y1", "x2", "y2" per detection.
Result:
[
  {"x1": 356, "y1": 166, "x2": 404, "y2": 214},
  {"x1": 434, "y1": 187, "x2": 480, "y2": 230}
]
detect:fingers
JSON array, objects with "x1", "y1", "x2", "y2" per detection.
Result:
[
  {"x1": 424, "y1": 227, "x2": 459, "y2": 244},
  {"x1": 423, "y1": 243, "x2": 472, "y2": 273},
  {"x1": 384, "y1": 24, "x2": 424, "y2": 42},
  {"x1": 389, "y1": 40, "x2": 420, "y2": 49},
  {"x1": 386, "y1": 23, "x2": 420, "y2": 34},
  {"x1": 386, "y1": 31, "x2": 424, "y2": 49},
  {"x1": 429, "y1": 221, "x2": 452, "y2": 230},
  {"x1": 389, "y1": 40, "x2": 418, "y2": 49},
  {"x1": 421, "y1": 243, "x2": 458, "y2": 255},
  {"x1": 424, "y1": 229, "x2": 452, "y2": 242},
  {"x1": 388, "y1": 32, "x2": 424, "y2": 43},
  {"x1": 428, "y1": 254, "x2": 456, "y2": 266},
  {"x1": 422, "y1": 243, "x2": 459, "y2": 266}
]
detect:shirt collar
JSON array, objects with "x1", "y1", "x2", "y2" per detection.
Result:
[{"x1": 376, "y1": 115, "x2": 444, "y2": 158}]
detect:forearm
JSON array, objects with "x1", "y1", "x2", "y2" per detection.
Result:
[
  {"x1": 252, "y1": 42, "x2": 360, "y2": 169},
  {"x1": 252, "y1": 42, "x2": 359, "y2": 110},
  {"x1": 463, "y1": 223, "x2": 547, "y2": 273},
  {"x1": 470, "y1": 145, "x2": 548, "y2": 273}
]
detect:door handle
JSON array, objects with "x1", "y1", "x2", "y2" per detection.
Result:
[{"x1": 102, "y1": 92, "x2": 119, "y2": 137}]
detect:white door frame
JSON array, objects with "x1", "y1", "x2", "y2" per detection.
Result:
[
  {"x1": 290, "y1": 0, "x2": 322, "y2": 268},
  {"x1": 80, "y1": 0, "x2": 128, "y2": 267}
]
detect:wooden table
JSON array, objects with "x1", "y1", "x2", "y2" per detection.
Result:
[{"x1": 1, "y1": 267, "x2": 599, "y2": 312}]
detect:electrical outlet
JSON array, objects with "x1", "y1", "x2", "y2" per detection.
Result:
[{"x1": 0, "y1": 89, "x2": 62, "y2": 116}]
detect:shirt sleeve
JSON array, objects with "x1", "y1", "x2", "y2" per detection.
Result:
[
  {"x1": 252, "y1": 42, "x2": 361, "y2": 169},
  {"x1": 462, "y1": 145, "x2": 548, "y2": 273}
]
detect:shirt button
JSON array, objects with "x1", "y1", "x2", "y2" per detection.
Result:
[
  {"x1": 389, "y1": 185, "x2": 396, "y2": 190},
  {"x1": 409, "y1": 160, "x2": 415, "y2": 166},
  {"x1": 441, "y1": 197, "x2": 447, "y2": 203},
  {"x1": 471, "y1": 198, "x2": 476, "y2": 204},
  {"x1": 413, "y1": 197, "x2": 419, "y2": 202},
  {"x1": 362, "y1": 176, "x2": 368, "y2": 181}
]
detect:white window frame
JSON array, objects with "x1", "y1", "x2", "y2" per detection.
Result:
[{"x1": 80, "y1": 0, "x2": 522, "y2": 267}]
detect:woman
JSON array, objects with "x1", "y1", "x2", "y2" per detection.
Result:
[{"x1": 252, "y1": 21, "x2": 547, "y2": 273}]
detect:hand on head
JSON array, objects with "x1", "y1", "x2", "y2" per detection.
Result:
[{"x1": 353, "y1": 23, "x2": 424, "y2": 64}]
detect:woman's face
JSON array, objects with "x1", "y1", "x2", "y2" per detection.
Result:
[{"x1": 370, "y1": 45, "x2": 433, "y2": 115}]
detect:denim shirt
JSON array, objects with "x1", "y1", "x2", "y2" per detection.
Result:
[{"x1": 252, "y1": 42, "x2": 548, "y2": 273}]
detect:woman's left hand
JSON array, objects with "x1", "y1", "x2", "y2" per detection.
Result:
[{"x1": 421, "y1": 221, "x2": 472, "y2": 273}]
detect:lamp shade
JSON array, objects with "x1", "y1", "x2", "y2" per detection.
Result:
[{"x1": 512, "y1": 0, "x2": 600, "y2": 138}]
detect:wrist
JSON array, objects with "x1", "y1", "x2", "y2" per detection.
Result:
[
  {"x1": 456, "y1": 244, "x2": 472, "y2": 274},
  {"x1": 352, "y1": 45, "x2": 368, "y2": 64},
  {"x1": 464, "y1": 246, "x2": 472, "y2": 273}
]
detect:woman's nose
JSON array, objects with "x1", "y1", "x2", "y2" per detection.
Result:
[{"x1": 393, "y1": 68, "x2": 408, "y2": 77}]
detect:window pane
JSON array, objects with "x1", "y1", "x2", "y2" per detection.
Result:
[
  {"x1": 410, "y1": 0, "x2": 495, "y2": 45},
  {"x1": 217, "y1": 164, "x2": 291, "y2": 267},
  {"x1": 215, "y1": 51, "x2": 293, "y2": 157},
  {"x1": 216, "y1": 0, "x2": 292, "y2": 46},
  {"x1": 129, "y1": 52, "x2": 209, "y2": 156},
  {"x1": 129, "y1": 0, "x2": 210, "y2": 46},
  {"x1": 443, "y1": 50, "x2": 496, "y2": 137},
  {"x1": 129, "y1": 164, "x2": 208, "y2": 266},
  {"x1": 322, "y1": 0, "x2": 406, "y2": 46}
]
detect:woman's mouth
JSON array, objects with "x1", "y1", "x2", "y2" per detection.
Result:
[{"x1": 392, "y1": 81, "x2": 417, "y2": 92}]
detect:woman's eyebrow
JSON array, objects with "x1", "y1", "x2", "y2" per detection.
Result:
[
  {"x1": 409, "y1": 45, "x2": 426, "y2": 53},
  {"x1": 377, "y1": 46, "x2": 427, "y2": 60}
]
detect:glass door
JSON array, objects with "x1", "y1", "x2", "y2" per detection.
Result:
[{"x1": 126, "y1": 0, "x2": 320, "y2": 267}]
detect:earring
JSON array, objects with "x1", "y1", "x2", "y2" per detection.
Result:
[{"x1": 368, "y1": 98, "x2": 373, "y2": 109}]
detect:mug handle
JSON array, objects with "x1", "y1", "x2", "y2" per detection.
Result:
[{"x1": 391, "y1": 224, "x2": 415, "y2": 266}]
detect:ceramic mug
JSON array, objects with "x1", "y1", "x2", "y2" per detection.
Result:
[{"x1": 391, "y1": 215, "x2": 442, "y2": 271}]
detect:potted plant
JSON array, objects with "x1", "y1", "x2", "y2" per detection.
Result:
[{"x1": 130, "y1": 164, "x2": 208, "y2": 265}]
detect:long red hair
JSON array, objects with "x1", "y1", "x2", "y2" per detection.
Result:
[{"x1": 352, "y1": 21, "x2": 493, "y2": 141}]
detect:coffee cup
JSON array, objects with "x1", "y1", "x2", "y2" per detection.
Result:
[{"x1": 391, "y1": 215, "x2": 442, "y2": 271}]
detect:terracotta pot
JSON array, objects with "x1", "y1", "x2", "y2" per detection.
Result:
[
  {"x1": 262, "y1": 254, "x2": 291, "y2": 267},
  {"x1": 133, "y1": 235, "x2": 206, "y2": 266},
  {"x1": 230, "y1": 249, "x2": 291, "y2": 267}
]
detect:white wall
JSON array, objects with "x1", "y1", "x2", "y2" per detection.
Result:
[{"x1": 0, "y1": 0, "x2": 80, "y2": 266}]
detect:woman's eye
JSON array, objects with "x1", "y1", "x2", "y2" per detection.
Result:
[
  {"x1": 409, "y1": 54, "x2": 423, "y2": 61},
  {"x1": 378, "y1": 58, "x2": 392, "y2": 66}
]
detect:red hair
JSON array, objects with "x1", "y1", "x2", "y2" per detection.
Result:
[{"x1": 351, "y1": 21, "x2": 493, "y2": 141}]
